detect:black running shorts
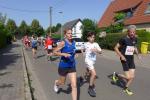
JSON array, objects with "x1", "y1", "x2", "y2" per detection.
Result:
[
  {"x1": 121, "y1": 57, "x2": 135, "y2": 71},
  {"x1": 58, "y1": 67, "x2": 76, "y2": 76}
]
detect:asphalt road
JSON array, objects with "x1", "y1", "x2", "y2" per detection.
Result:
[{"x1": 24, "y1": 46, "x2": 150, "y2": 100}]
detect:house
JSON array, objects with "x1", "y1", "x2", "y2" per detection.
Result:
[
  {"x1": 98, "y1": 0, "x2": 150, "y2": 31},
  {"x1": 57, "y1": 18, "x2": 83, "y2": 38}
]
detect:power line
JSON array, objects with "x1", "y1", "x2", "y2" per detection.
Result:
[{"x1": 0, "y1": 4, "x2": 48, "y2": 13}]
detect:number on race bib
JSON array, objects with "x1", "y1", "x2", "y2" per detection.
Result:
[
  {"x1": 125, "y1": 46, "x2": 135, "y2": 55},
  {"x1": 48, "y1": 45, "x2": 52, "y2": 49}
]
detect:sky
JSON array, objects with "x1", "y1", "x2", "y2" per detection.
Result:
[{"x1": 0, "y1": 0, "x2": 111, "y2": 29}]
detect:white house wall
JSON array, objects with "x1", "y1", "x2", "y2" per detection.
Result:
[{"x1": 72, "y1": 21, "x2": 83, "y2": 38}]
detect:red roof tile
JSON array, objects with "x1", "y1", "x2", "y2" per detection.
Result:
[{"x1": 98, "y1": 0, "x2": 150, "y2": 28}]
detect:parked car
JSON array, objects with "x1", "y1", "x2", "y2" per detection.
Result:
[
  {"x1": 73, "y1": 38, "x2": 84, "y2": 53},
  {"x1": 52, "y1": 38, "x2": 61, "y2": 47}
]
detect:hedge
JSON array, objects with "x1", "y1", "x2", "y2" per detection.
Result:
[
  {"x1": 96, "y1": 30, "x2": 150, "y2": 52},
  {"x1": 0, "y1": 23, "x2": 12, "y2": 48},
  {"x1": 51, "y1": 33, "x2": 61, "y2": 39},
  {"x1": 96, "y1": 32, "x2": 125, "y2": 50}
]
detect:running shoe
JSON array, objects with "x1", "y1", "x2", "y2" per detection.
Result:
[
  {"x1": 54, "y1": 83, "x2": 59, "y2": 93},
  {"x1": 84, "y1": 74, "x2": 90, "y2": 82},
  {"x1": 88, "y1": 87, "x2": 96, "y2": 97},
  {"x1": 123, "y1": 88, "x2": 133, "y2": 95},
  {"x1": 112, "y1": 72, "x2": 118, "y2": 83}
]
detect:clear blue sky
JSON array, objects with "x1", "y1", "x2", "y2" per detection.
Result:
[{"x1": 0, "y1": 0, "x2": 111, "y2": 29}]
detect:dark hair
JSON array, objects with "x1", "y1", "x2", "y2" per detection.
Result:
[
  {"x1": 87, "y1": 32, "x2": 96, "y2": 38},
  {"x1": 33, "y1": 35, "x2": 36, "y2": 39}
]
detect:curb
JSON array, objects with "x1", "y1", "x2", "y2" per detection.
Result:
[
  {"x1": 22, "y1": 46, "x2": 48, "y2": 100},
  {"x1": 21, "y1": 46, "x2": 33, "y2": 100}
]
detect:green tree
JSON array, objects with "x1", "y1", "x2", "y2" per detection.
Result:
[
  {"x1": 0, "y1": 13, "x2": 7, "y2": 24},
  {"x1": 0, "y1": 23, "x2": 7, "y2": 48},
  {"x1": 18, "y1": 20, "x2": 29, "y2": 36},
  {"x1": 51, "y1": 26, "x2": 56, "y2": 33},
  {"x1": 0, "y1": 13, "x2": 11, "y2": 48},
  {"x1": 37, "y1": 26, "x2": 45, "y2": 36},
  {"x1": 46, "y1": 26, "x2": 55, "y2": 35},
  {"x1": 30, "y1": 19, "x2": 43, "y2": 36},
  {"x1": 46, "y1": 26, "x2": 56, "y2": 34},
  {"x1": 55, "y1": 23, "x2": 61, "y2": 32},
  {"x1": 82, "y1": 18, "x2": 100, "y2": 41},
  {"x1": 46, "y1": 26, "x2": 50, "y2": 34},
  {"x1": 6, "y1": 19, "x2": 17, "y2": 35},
  {"x1": 46, "y1": 23, "x2": 61, "y2": 34}
]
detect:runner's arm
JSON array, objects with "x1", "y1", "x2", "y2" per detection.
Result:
[
  {"x1": 114, "y1": 43, "x2": 126, "y2": 60},
  {"x1": 134, "y1": 47, "x2": 141, "y2": 59},
  {"x1": 53, "y1": 41, "x2": 70, "y2": 57},
  {"x1": 96, "y1": 43, "x2": 102, "y2": 54}
]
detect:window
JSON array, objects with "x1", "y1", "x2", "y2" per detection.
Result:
[
  {"x1": 145, "y1": 3, "x2": 150, "y2": 14},
  {"x1": 126, "y1": 11, "x2": 133, "y2": 18}
]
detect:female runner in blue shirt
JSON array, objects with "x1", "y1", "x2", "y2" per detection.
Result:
[{"x1": 53, "y1": 28, "x2": 77, "y2": 100}]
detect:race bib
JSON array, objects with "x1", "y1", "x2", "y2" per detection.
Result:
[
  {"x1": 125, "y1": 46, "x2": 135, "y2": 55},
  {"x1": 88, "y1": 52, "x2": 96, "y2": 61},
  {"x1": 48, "y1": 45, "x2": 52, "y2": 49}
]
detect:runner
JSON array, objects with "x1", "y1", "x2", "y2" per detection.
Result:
[
  {"x1": 113, "y1": 25, "x2": 140, "y2": 95},
  {"x1": 82, "y1": 32, "x2": 102, "y2": 97},
  {"x1": 31, "y1": 35, "x2": 38, "y2": 58},
  {"x1": 23, "y1": 35, "x2": 30, "y2": 49},
  {"x1": 45, "y1": 35, "x2": 53, "y2": 61},
  {"x1": 53, "y1": 28, "x2": 77, "y2": 100}
]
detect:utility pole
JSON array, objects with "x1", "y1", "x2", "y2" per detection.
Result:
[
  {"x1": 59, "y1": 11, "x2": 63, "y2": 40},
  {"x1": 49, "y1": 6, "x2": 52, "y2": 36}
]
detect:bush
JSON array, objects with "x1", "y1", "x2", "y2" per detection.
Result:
[
  {"x1": 114, "y1": 12, "x2": 126, "y2": 21},
  {"x1": 0, "y1": 23, "x2": 11, "y2": 48},
  {"x1": 136, "y1": 30, "x2": 150, "y2": 51},
  {"x1": 0, "y1": 32, "x2": 7, "y2": 48},
  {"x1": 96, "y1": 30, "x2": 150, "y2": 51},
  {"x1": 105, "y1": 23, "x2": 124, "y2": 33},
  {"x1": 96, "y1": 32, "x2": 126, "y2": 50},
  {"x1": 51, "y1": 33, "x2": 61, "y2": 39},
  {"x1": 0, "y1": 23, "x2": 7, "y2": 48}
]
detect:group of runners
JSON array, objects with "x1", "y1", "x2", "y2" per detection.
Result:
[
  {"x1": 22, "y1": 34, "x2": 54, "y2": 59},
  {"x1": 22, "y1": 24, "x2": 140, "y2": 100}
]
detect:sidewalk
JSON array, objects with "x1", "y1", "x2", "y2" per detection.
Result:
[{"x1": 0, "y1": 42, "x2": 25, "y2": 100}]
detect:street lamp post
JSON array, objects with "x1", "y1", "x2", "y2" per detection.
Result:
[
  {"x1": 49, "y1": 6, "x2": 52, "y2": 36},
  {"x1": 59, "y1": 11, "x2": 63, "y2": 40}
]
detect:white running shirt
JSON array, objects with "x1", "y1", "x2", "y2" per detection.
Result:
[{"x1": 84, "y1": 42, "x2": 102, "y2": 62}]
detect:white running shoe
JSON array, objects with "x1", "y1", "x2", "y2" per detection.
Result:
[{"x1": 54, "y1": 83, "x2": 59, "y2": 93}]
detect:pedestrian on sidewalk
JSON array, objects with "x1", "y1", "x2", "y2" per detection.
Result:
[
  {"x1": 31, "y1": 35, "x2": 38, "y2": 58},
  {"x1": 53, "y1": 28, "x2": 77, "y2": 100},
  {"x1": 81, "y1": 32, "x2": 102, "y2": 97},
  {"x1": 113, "y1": 25, "x2": 141, "y2": 95}
]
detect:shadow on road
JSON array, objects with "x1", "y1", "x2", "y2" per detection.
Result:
[
  {"x1": 36, "y1": 54, "x2": 46, "y2": 59},
  {"x1": 58, "y1": 84, "x2": 72, "y2": 94},
  {"x1": 0, "y1": 71, "x2": 11, "y2": 76},
  {"x1": 107, "y1": 74, "x2": 126, "y2": 89},
  {"x1": 0, "y1": 83, "x2": 14, "y2": 89},
  {"x1": 55, "y1": 76, "x2": 89, "y2": 100},
  {"x1": 0, "y1": 43, "x2": 21, "y2": 71},
  {"x1": 76, "y1": 76, "x2": 90, "y2": 100}
]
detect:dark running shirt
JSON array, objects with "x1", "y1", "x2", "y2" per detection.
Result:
[{"x1": 119, "y1": 36, "x2": 137, "y2": 58}]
